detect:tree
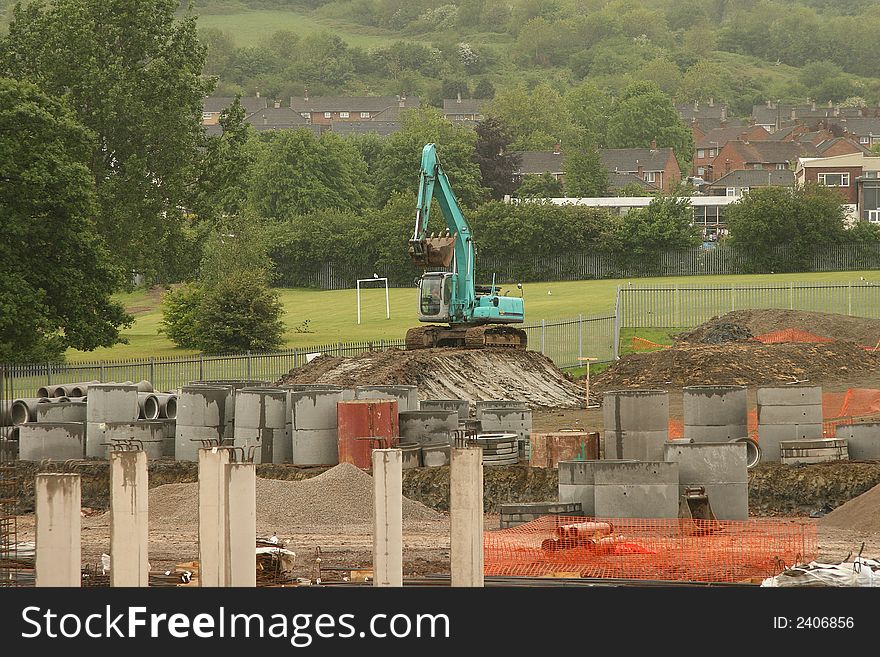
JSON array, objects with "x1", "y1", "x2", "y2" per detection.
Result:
[
  {"x1": 248, "y1": 129, "x2": 371, "y2": 219},
  {"x1": 485, "y1": 82, "x2": 579, "y2": 151},
  {"x1": 564, "y1": 146, "x2": 609, "y2": 197},
  {"x1": 563, "y1": 82, "x2": 611, "y2": 147},
  {"x1": 606, "y1": 82, "x2": 695, "y2": 172},
  {"x1": 515, "y1": 173, "x2": 563, "y2": 198},
  {"x1": 160, "y1": 271, "x2": 285, "y2": 354},
  {"x1": 0, "y1": 78, "x2": 131, "y2": 362},
  {"x1": 2, "y1": 0, "x2": 213, "y2": 279},
  {"x1": 473, "y1": 78, "x2": 496, "y2": 99},
  {"x1": 375, "y1": 107, "x2": 486, "y2": 208},
  {"x1": 473, "y1": 117, "x2": 521, "y2": 199},
  {"x1": 607, "y1": 195, "x2": 701, "y2": 262},
  {"x1": 726, "y1": 185, "x2": 846, "y2": 272}
]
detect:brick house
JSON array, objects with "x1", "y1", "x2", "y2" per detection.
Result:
[
  {"x1": 693, "y1": 126, "x2": 770, "y2": 181},
  {"x1": 513, "y1": 143, "x2": 681, "y2": 193},
  {"x1": 201, "y1": 95, "x2": 268, "y2": 126},
  {"x1": 705, "y1": 169, "x2": 794, "y2": 197},
  {"x1": 290, "y1": 93, "x2": 420, "y2": 125},
  {"x1": 796, "y1": 152, "x2": 880, "y2": 223},
  {"x1": 829, "y1": 118, "x2": 880, "y2": 149},
  {"x1": 711, "y1": 139, "x2": 801, "y2": 177}
]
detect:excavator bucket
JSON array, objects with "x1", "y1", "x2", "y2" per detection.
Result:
[{"x1": 409, "y1": 235, "x2": 456, "y2": 268}]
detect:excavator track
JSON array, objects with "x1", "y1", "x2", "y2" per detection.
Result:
[{"x1": 405, "y1": 325, "x2": 528, "y2": 350}]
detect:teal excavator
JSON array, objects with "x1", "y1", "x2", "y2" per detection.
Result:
[{"x1": 405, "y1": 143, "x2": 527, "y2": 350}]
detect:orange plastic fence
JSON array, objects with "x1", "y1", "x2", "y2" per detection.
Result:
[
  {"x1": 484, "y1": 516, "x2": 816, "y2": 583},
  {"x1": 668, "y1": 388, "x2": 880, "y2": 439},
  {"x1": 631, "y1": 337, "x2": 671, "y2": 351},
  {"x1": 753, "y1": 328, "x2": 834, "y2": 344}
]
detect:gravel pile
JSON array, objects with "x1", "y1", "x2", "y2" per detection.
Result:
[
  {"x1": 818, "y1": 482, "x2": 880, "y2": 532},
  {"x1": 135, "y1": 463, "x2": 441, "y2": 532}
]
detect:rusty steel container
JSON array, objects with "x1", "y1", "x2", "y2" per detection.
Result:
[
  {"x1": 530, "y1": 430, "x2": 599, "y2": 468},
  {"x1": 336, "y1": 399, "x2": 399, "y2": 469}
]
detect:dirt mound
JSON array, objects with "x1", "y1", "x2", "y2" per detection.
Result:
[
  {"x1": 279, "y1": 348, "x2": 586, "y2": 408},
  {"x1": 593, "y1": 341, "x2": 880, "y2": 389},
  {"x1": 678, "y1": 309, "x2": 880, "y2": 346},
  {"x1": 818, "y1": 482, "x2": 880, "y2": 532},
  {"x1": 681, "y1": 322, "x2": 753, "y2": 344},
  {"x1": 90, "y1": 463, "x2": 440, "y2": 533}
]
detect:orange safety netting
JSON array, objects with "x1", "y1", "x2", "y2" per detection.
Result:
[
  {"x1": 631, "y1": 336, "x2": 671, "y2": 351},
  {"x1": 668, "y1": 388, "x2": 880, "y2": 439},
  {"x1": 753, "y1": 328, "x2": 834, "y2": 344},
  {"x1": 484, "y1": 515, "x2": 816, "y2": 583}
]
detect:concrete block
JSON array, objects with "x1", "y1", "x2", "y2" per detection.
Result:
[
  {"x1": 18, "y1": 423, "x2": 86, "y2": 461},
  {"x1": 757, "y1": 423, "x2": 823, "y2": 462},
  {"x1": 422, "y1": 442, "x2": 451, "y2": 467},
  {"x1": 236, "y1": 427, "x2": 289, "y2": 464},
  {"x1": 593, "y1": 461, "x2": 678, "y2": 486},
  {"x1": 683, "y1": 424, "x2": 749, "y2": 442},
  {"x1": 835, "y1": 423, "x2": 880, "y2": 460},
  {"x1": 35, "y1": 401, "x2": 87, "y2": 424},
  {"x1": 780, "y1": 438, "x2": 848, "y2": 465},
  {"x1": 478, "y1": 408, "x2": 532, "y2": 442},
  {"x1": 234, "y1": 388, "x2": 288, "y2": 464},
  {"x1": 420, "y1": 399, "x2": 470, "y2": 421},
  {"x1": 757, "y1": 404, "x2": 823, "y2": 425},
  {"x1": 756, "y1": 386, "x2": 822, "y2": 406},
  {"x1": 663, "y1": 442, "x2": 748, "y2": 520},
  {"x1": 398, "y1": 410, "x2": 458, "y2": 444},
  {"x1": 86, "y1": 384, "x2": 139, "y2": 423},
  {"x1": 603, "y1": 429, "x2": 668, "y2": 461},
  {"x1": 35, "y1": 473, "x2": 81, "y2": 587},
  {"x1": 290, "y1": 389, "x2": 343, "y2": 430},
  {"x1": 355, "y1": 385, "x2": 419, "y2": 411},
  {"x1": 475, "y1": 400, "x2": 527, "y2": 418},
  {"x1": 90, "y1": 421, "x2": 166, "y2": 459},
  {"x1": 589, "y1": 461, "x2": 680, "y2": 519},
  {"x1": 603, "y1": 390, "x2": 668, "y2": 432},
  {"x1": 682, "y1": 385, "x2": 747, "y2": 426},
  {"x1": 292, "y1": 428, "x2": 338, "y2": 466},
  {"x1": 399, "y1": 443, "x2": 421, "y2": 469}
]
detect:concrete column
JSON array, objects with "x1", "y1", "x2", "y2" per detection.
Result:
[
  {"x1": 35, "y1": 473, "x2": 81, "y2": 587},
  {"x1": 198, "y1": 447, "x2": 230, "y2": 587},
  {"x1": 224, "y1": 462, "x2": 256, "y2": 587},
  {"x1": 110, "y1": 450, "x2": 149, "y2": 586},
  {"x1": 372, "y1": 449, "x2": 403, "y2": 587},
  {"x1": 450, "y1": 447, "x2": 484, "y2": 587}
]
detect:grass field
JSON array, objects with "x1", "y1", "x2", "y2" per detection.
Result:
[{"x1": 66, "y1": 270, "x2": 880, "y2": 362}]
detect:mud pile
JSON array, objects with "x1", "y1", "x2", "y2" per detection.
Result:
[
  {"x1": 278, "y1": 348, "x2": 586, "y2": 408},
  {"x1": 593, "y1": 341, "x2": 879, "y2": 389}
]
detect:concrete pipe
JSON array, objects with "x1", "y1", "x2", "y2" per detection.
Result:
[
  {"x1": 65, "y1": 380, "x2": 100, "y2": 398},
  {"x1": 66, "y1": 396, "x2": 87, "y2": 403},
  {"x1": 154, "y1": 393, "x2": 178, "y2": 420},
  {"x1": 37, "y1": 384, "x2": 66, "y2": 399},
  {"x1": 54, "y1": 396, "x2": 71, "y2": 403},
  {"x1": 729, "y1": 436, "x2": 761, "y2": 469},
  {"x1": 138, "y1": 393, "x2": 160, "y2": 420},
  {"x1": 11, "y1": 398, "x2": 50, "y2": 425},
  {"x1": 135, "y1": 380, "x2": 154, "y2": 393}
]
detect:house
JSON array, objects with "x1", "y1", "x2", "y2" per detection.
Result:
[
  {"x1": 795, "y1": 152, "x2": 880, "y2": 224},
  {"x1": 600, "y1": 144, "x2": 681, "y2": 193},
  {"x1": 442, "y1": 95, "x2": 486, "y2": 122},
  {"x1": 290, "y1": 93, "x2": 420, "y2": 125},
  {"x1": 693, "y1": 126, "x2": 771, "y2": 181},
  {"x1": 705, "y1": 169, "x2": 795, "y2": 197},
  {"x1": 608, "y1": 172, "x2": 657, "y2": 194},
  {"x1": 513, "y1": 143, "x2": 681, "y2": 193},
  {"x1": 828, "y1": 118, "x2": 880, "y2": 149},
  {"x1": 711, "y1": 139, "x2": 801, "y2": 177},
  {"x1": 245, "y1": 101, "x2": 319, "y2": 133},
  {"x1": 330, "y1": 121, "x2": 402, "y2": 137},
  {"x1": 202, "y1": 95, "x2": 268, "y2": 126},
  {"x1": 676, "y1": 99, "x2": 728, "y2": 124},
  {"x1": 752, "y1": 101, "x2": 844, "y2": 133}
]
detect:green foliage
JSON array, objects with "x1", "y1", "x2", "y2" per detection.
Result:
[
  {"x1": 248, "y1": 128, "x2": 372, "y2": 219},
  {"x1": 473, "y1": 117, "x2": 521, "y2": 200},
  {"x1": 2, "y1": 0, "x2": 213, "y2": 280},
  {"x1": 375, "y1": 107, "x2": 486, "y2": 207},
  {"x1": 606, "y1": 196, "x2": 701, "y2": 264},
  {"x1": 563, "y1": 146, "x2": 609, "y2": 197},
  {"x1": 726, "y1": 185, "x2": 847, "y2": 272},
  {"x1": 515, "y1": 173, "x2": 563, "y2": 198},
  {"x1": 485, "y1": 83, "x2": 578, "y2": 151},
  {"x1": 0, "y1": 78, "x2": 132, "y2": 363},
  {"x1": 160, "y1": 272, "x2": 285, "y2": 354},
  {"x1": 606, "y1": 82, "x2": 695, "y2": 172}
]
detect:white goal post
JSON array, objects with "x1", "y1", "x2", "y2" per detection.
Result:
[{"x1": 356, "y1": 277, "x2": 390, "y2": 324}]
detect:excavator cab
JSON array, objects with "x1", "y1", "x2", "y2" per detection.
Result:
[{"x1": 417, "y1": 272, "x2": 453, "y2": 322}]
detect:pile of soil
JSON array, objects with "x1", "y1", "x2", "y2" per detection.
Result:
[
  {"x1": 592, "y1": 341, "x2": 880, "y2": 389},
  {"x1": 678, "y1": 309, "x2": 880, "y2": 346},
  {"x1": 89, "y1": 463, "x2": 440, "y2": 533},
  {"x1": 684, "y1": 321, "x2": 754, "y2": 344},
  {"x1": 278, "y1": 348, "x2": 586, "y2": 408},
  {"x1": 818, "y1": 482, "x2": 880, "y2": 532}
]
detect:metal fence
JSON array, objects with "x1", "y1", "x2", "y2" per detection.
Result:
[
  {"x1": 617, "y1": 281, "x2": 880, "y2": 329},
  {"x1": 0, "y1": 313, "x2": 617, "y2": 399},
  {"x1": 286, "y1": 243, "x2": 880, "y2": 289}
]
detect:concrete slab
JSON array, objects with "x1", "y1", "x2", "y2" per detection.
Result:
[
  {"x1": 86, "y1": 384, "x2": 139, "y2": 423},
  {"x1": 18, "y1": 423, "x2": 86, "y2": 461},
  {"x1": 477, "y1": 408, "x2": 532, "y2": 442},
  {"x1": 35, "y1": 473, "x2": 81, "y2": 587},
  {"x1": 683, "y1": 424, "x2": 749, "y2": 442},
  {"x1": 663, "y1": 442, "x2": 748, "y2": 520},
  {"x1": 475, "y1": 400, "x2": 528, "y2": 418},
  {"x1": 35, "y1": 401, "x2": 87, "y2": 424},
  {"x1": 757, "y1": 404, "x2": 823, "y2": 425},
  {"x1": 356, "y1": 385, "x2": 419, "y2": 411},
  {"x1": 758, "y1": 423, "x2": 823, "y2": 462},
  {"x1": 756, "y1": 386, "x2": 822, "y2": 406},
  {"x1": 372, "y1": 449, "x2": 403, "y2": 587},
  {"x1": 292, "y1": 428, "x2": 338, "y2": 466},
  {"x1": 603, "y1": 429, "x2": 668, "y2": 461},
  {"x1": 835, "y1": 423, "x2": 880, "y2": 460},
  {"x1": 398, "y1": 410, "x2": 458, "y2": 444},
  {"x1": 420, "y1": 399, "x2": 470, "y2": 420},
  {"x1": 290, "y1": 389, "x2": 343, "y2": 431},
  {"x1": 682, "y1": 385, "x2": 747, "y2": 426},
  {"x1": 603, "y1": 390, "x2": 668, "y2": 432},
  {"x1": 224, "y1": 462, "x2": 256, "y2": 587},
  {"x1": 109, "y1": 450, "x2": 149, "y2": 586}
]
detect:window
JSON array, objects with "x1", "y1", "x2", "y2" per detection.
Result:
[
  {"x1": 202, "y1": 111, "x2": 213, "y2": 120},
  {"x1": 340, "y1": 111, "x2": 350, "y2": 118},
  {"x1": 360, "y1": 111, "x2": 371, "y2": 118},
  {"x1": 868, "y1": 210, "x2": 880, "y2": 223},
  {"x1": 697, "y1": 167, "x2": 705, "y2": 176},
  {"x1": 644, "y1": 171, "x2": 657, "y2": 183},
  {"x1": 776, "y1": 163, "x2": 788, "y2": 170},
  {"x1": 709, "y1": 148, "x2": 717, "y2": 157},
  {"x1": 726, "y1": 187, "x2": 737, "y2": 197},
  {"x1": 697, "y1": 149, "x2": 706, "y2": 159},
  {"x1": 861, "y1": 136, "x2": 871, "y2": 144},
  {"x1": 420, "y1": 277, "x2": 443, "y2": 316},
  {"x1": 818, "y1": 172, "x2": 850, "y2": 187},
  {"x1": 300, "y1": 112, "x2": 309, "y2": 119},
  {"x1": 324, "y1": 112, "x2": 332, "y2": 118}
]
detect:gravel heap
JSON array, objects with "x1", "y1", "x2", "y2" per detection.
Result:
[
  {"x1": 95, "y1": 463, "x2": 441, "y2": 532},
  {"x1": 818, "y1": 482, "x2": 880, "y2": 532}
]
